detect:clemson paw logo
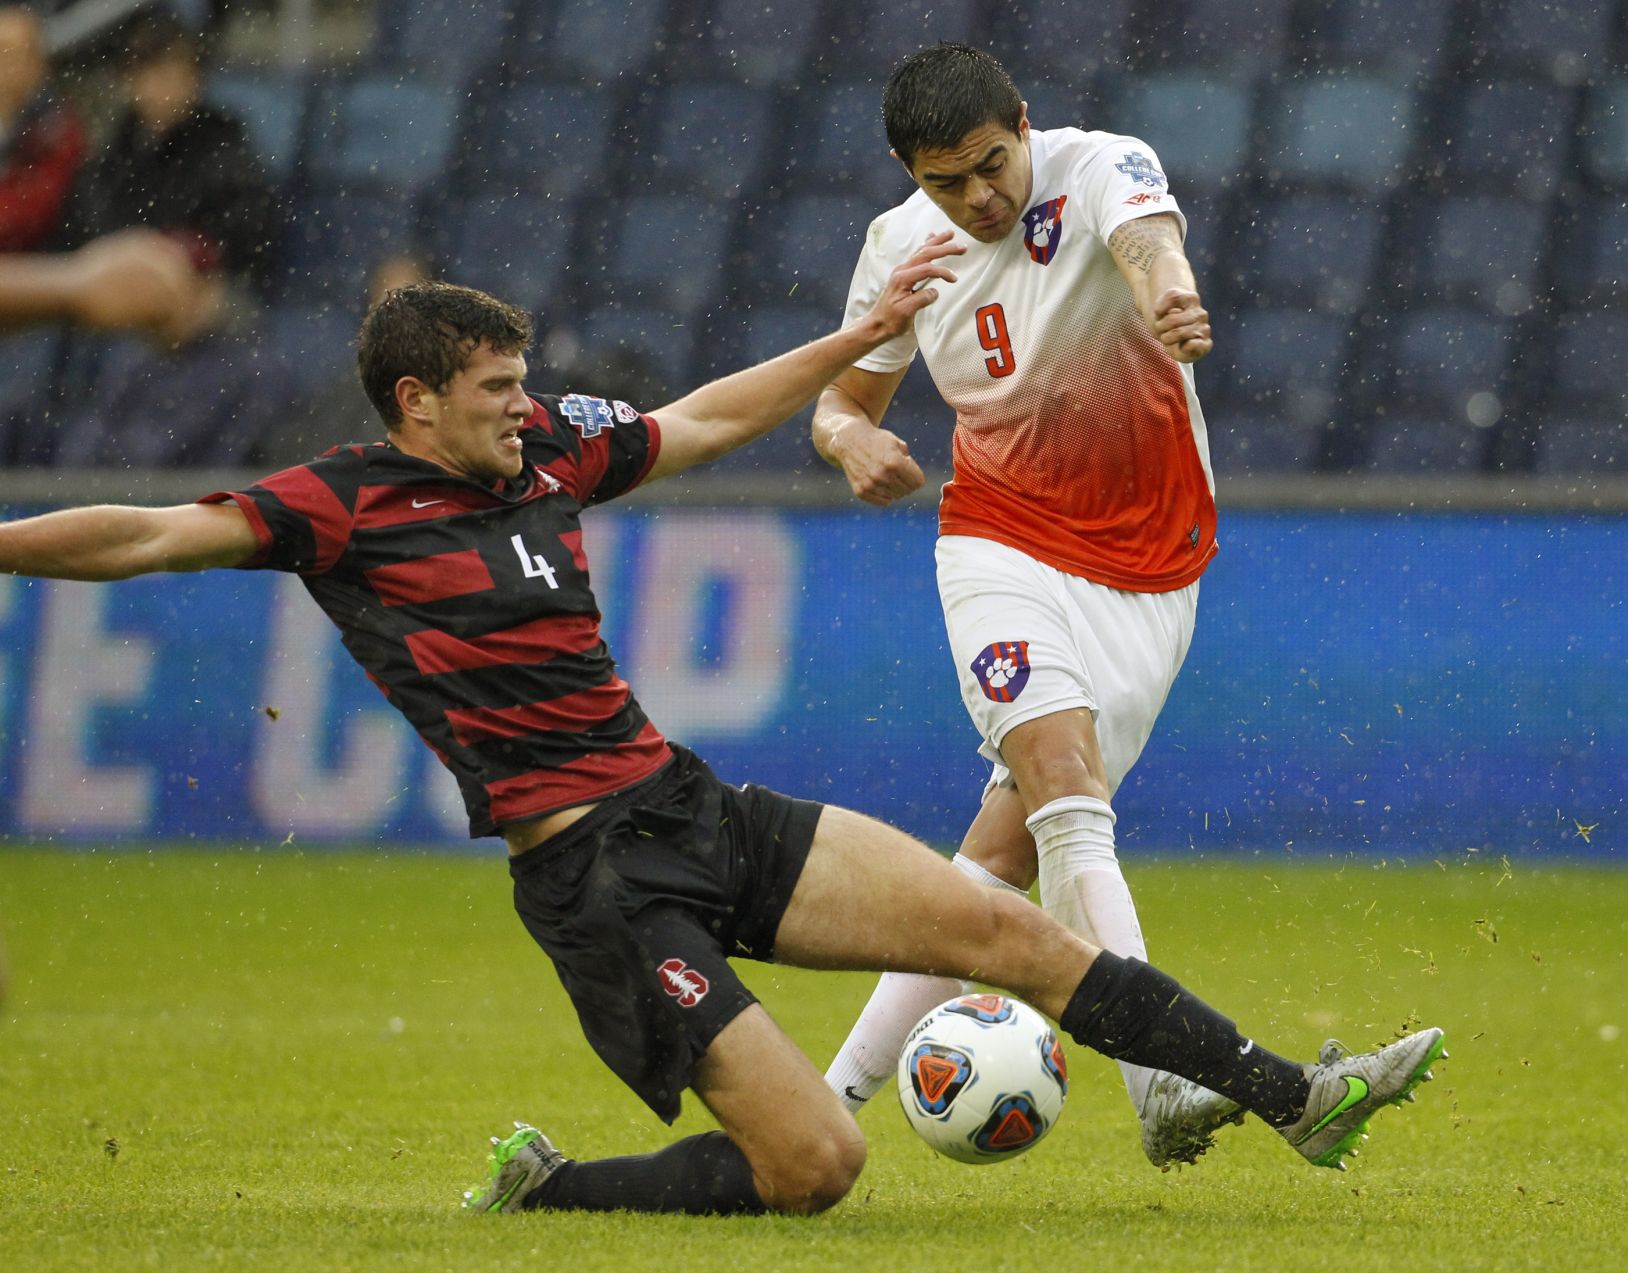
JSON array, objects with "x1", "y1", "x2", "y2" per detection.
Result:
[{"x1": 971, "y1": 641, "x2": 1031, "y2": 703}]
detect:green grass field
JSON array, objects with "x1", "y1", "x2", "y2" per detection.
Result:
[{"x1": 2, "y1": 848, "x2": 1624, "y2": 1271}]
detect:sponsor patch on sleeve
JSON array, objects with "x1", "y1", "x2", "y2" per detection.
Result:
[
  {"x1": 561, "y1": 393, "x2": 617, "y2": 438},
  {"x1": 1114, "y1": 150, "x2": 1167, "y2": 188}
]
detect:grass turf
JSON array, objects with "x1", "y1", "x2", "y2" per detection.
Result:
[{"x1": 1, "y1": 848, "x2": 1624, "y2": 1271}]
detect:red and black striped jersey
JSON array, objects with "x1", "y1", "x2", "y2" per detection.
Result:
[{"x1": 202, "y1": 394, "x2": 671, "y2": 837}]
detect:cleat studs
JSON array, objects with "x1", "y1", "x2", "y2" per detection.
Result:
[{"x1": 1423, "y1": 1070, "x2": 1435, "y2": 1081}]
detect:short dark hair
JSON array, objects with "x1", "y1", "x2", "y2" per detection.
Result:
[
  {"x1": 357, "y1": 282, "x2": 534, "y2": 427},
  {"x1": 883, "y1": 43, "x2": 1024, "y2": 166}
]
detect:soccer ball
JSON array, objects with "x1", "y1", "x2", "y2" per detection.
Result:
[{"x1": 896, "y1": 993, "x2": 1068, "y2": 1164}]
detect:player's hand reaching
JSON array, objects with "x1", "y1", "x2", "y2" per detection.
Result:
[
  {"x1": 858, "y1": 230, "x2": 964, "y2": 342},
  {"x1": 1149, "y1": 287, "x2": 1212, "y2": 363}
]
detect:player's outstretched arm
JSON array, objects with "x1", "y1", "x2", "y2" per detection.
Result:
[
  {"x1": 0, "y1": 502, "x2": 258, "y2": 581},
  {"x1": 1105, "y1": 213, "x2": 1212, "y2": 364},
  {"x1": 641, "y1": 233, "x2": 964, "y2": 483},
  {"x1": 811, "y1": 366, "x2": 925, "y2": 508}
]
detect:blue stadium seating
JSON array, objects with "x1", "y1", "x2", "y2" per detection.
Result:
[
  {"x1": 1468, "y1": 0, "x2": 1617, "y2": 82},
  {"x1": 1436, "y1": 78, "x2": 1576, "y2": 199},
  {"x1": 577, "y1": 303, "x2": 694, "y2": 393},
  {"x1": 305, "y1": 74, "x2": 463, "y2": 196},
  {"x1": 439, "y1": 194, "x2": 579, "y2": 315},
  {"x1": 476, "y1": 80, "x2": 621, "y2": 199},
  {"x1": 1297, "y1": 0, "x2": 1455, "y2": 76},
  {"x1": 511, "y1": 0, "x2": 668, "y2": 82},
  {"x1": 1552, "y1": 195, "x2": 1628, "y2": 307},
  {"x1": 1384, "y1": 304, "x2": 1516, "y2": 421},
  {"x1": 740, "y1": 192, "x2": 875, "y2": 309},
  {"x1": 1106, "y1": 72, "x2": 1256, "y2": 198},
  {"x1": 1547, "y1": 312, "x2": 1628, "y2": 415},
  {"x1": 991, "y1": 0, "x2": 1137, "y2": 81},
  {"x1": 1229, "y1": 195, "x2": 1387, "y2": 311},
  {"x1": 370, "y1": 0, "x2": 514, "y2": 87},
  {"x1": 1581, "y1": 78, "x2": 1628, "y2": 189},
  {"x1": 631, "y1": 83, "x2": 778, "y2": 199},
  {"x1": 840, "y1": 0, "x2": 984, "y2": 75},
  {"x1": 1399, "y1": 194, "x2": 1549, "y2": 311},
  {"x1": 207, "y1": 70, "x2": 309, "y2": 183},
  {"x1": 781, "y1": 79, "x2": 916, "y2": 205},
  {"x1": 1203, "y1": 410, "x2": 1324, "y2": 475},
  {"x1": 279, "y1": 189, "x2": 426, "y2": 303},
  {"x1": 259, "y1": 301, "x2": 359, "y2": 402},
  {"x1": 1363, "y1": 413, "x2": 1493, "y2": 473},
  {"x1": 0, "y1": 329, "x2": 66, "y2": 465},
  {"x1": 1015, "y1": 79, "x2": 1090, "y2": 134},
  {"x1": 697, "y1": 0, "x2": 829, "y2": 85},
  {"x1": 1222, "y1": 308, "x2": 1351, "y2": 424},
  {"x1": 701, "y1": 302, "x2": 834, "y2": 470},
  {"x1": 592, "y1": 194, "x2": 737, "y2": 317},
  {"x1": 1260, "y1": 75, "x2": 1419, "y2": 190},
  {"x1": 1157, "y1": 0, "x2": 1297, "y2": 70},
  {"x1": 1534, "y1": 415, "x2": 1628, "y2": 475}
]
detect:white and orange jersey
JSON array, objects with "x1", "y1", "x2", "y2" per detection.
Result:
[{"x1": 843, "y1": 127, "x2": 1217, "y2": 593}]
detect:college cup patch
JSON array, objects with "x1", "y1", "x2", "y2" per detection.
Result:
[
  {"x1": 657, "y1": 958, "x2": 709, "y2": 1007},
  {"x1": 971, "y1": 641, "x2": 1032, "y2": 703}
]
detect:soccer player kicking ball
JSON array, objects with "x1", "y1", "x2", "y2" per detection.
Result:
[
  {"x1": 814, "y1": 44, "x2": 1245, "y2": 1168},
  {"x1": 0, "y1": 262, "x2": 1444, "y2": 1218}
]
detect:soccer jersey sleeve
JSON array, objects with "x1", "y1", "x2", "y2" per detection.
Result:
[
  {"x1": 845, "y1": 211, "x2": 920, "y2": 375},
  {"x1": 1074, "y1": 135, "x2": 1188, "y2": 248},
  {"x1": 198, "y1": 450, "x2": 359, "y2": 574},
  {"x1": 545, "y1": 393, "x2": 660, "y2": 505}
]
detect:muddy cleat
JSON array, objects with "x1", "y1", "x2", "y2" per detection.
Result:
[
  {"x1": 1139, "y1": 1072, "x2": 1246, "y2": 1169},
  {"x1": 1280, "y1": 1028, "x2": 1447, "y2": 1169},
  {"x1": 461, "y1": 1122, "x2": 567, "y2": 1213}
]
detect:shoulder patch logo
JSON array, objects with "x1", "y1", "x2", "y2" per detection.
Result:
[
  {"x1": 612, "y1": 400, "x2": 641, "y2": 424},
  {"x1": 971, "y1": 641, "x2": 1032, "y2": 702},
  {"x1": 1114, "y1": 151, "x2": 1167, "y2": 189},
  {"x1": 1021, "y1": 195, "x2": 1068, "y2": 265},
  {"x1": 561, "y1": 393, "x2": 616, "y2": 438}
]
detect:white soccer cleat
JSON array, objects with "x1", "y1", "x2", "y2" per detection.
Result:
[
  {"x1": 1139, "y1": 1072, "x2": 1246, "y2": 1169},
  {"x1": 461, "y1": 1121, "x2": 567, "y2": 1213}
]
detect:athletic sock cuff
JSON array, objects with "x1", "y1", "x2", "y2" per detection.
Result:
[
  {"x1": 951, "y1": 853, "x2": 1027, "y2": 894},
  {"x1": 1023, "y1": 794, "x2": 1115, "y2": 836}
]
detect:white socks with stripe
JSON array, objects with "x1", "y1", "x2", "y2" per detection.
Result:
[
  {"x1": 1025, "y1": 793, "x2": 1158, "y2": 1114},
  {"x1": 823, "y1": 853, "x2": 1027, "y2": 1113}
]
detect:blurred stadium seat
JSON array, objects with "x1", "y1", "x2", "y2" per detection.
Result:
[
  {"x1": 591, "y1": 194, "x2": 737, "y2": 318},
  {"x1": 1105, "y1": 71, "x2": 1256, "y2": 199},
  {"x1": 511, "y1": 0, "x2": 669, "y2": 82},
  {"x1": 1580, "y1": 78, "x2": 1628, "y2": 189},
  {"x1": 1535, "y1": 415, "x2": 1628, "y2": 475},
  {"x1": 629, "y1": 82, "x2": 777, "y2": 198},
  {"x1": 1397, "y1": 193, "x2": 1550, "y2": 313},
  {"x1": 1382, "y1": 304, "x2": 1516, "y2": 431},
  {"x1": 1467, "y1": 0, "x2": 1617, "y2": 83},
  {"x1": 207, "y1": 69, "x2": 310, "y2": 184},
  {"x1": 991, "y1": 0, "x2": 1138, "y2": 81},
  {"x1": 1222, "y1": 307, "x2": 1351, "y2": 426},
  {"x1": 278, "y1": 189, "x2": 426, "y2": 303},
  {"x1": 470, "y1": 79, "x2": 622, "y2": 199},
  {"x1": 739, "y1": 192, "x2": 874, "y2": 309},
  {"x1": 0, "y1": 329, "x2": 66, "y2": 465},
  {"x1": 1014, "y1": 78, "x2": 1090, "y2": 134},
  {"x1": 578, "y1": 302, "x2": 693, "y2": 393},
  {"x1": 305, "y1": 74, "x2": 462, "y2": 196},
  {"x1": 840, "y1": 0, "x2": 984, "y2": 75},
  {"x1": 1226, "y1": 194, "x2": 1387, "y2": 311},
  {"x1": 1432, "y1": 78, "x2": 1577, "y2": 199},
  {"x1": 438, "y1": 193, "x2": 579, "y2": 315},
  {"x1": 1204, "y1": 409, "x2": 1324, "y2": 475},
  {"x1": 1551, "y1": 195, "x2": 1628, "y2": 307},
  {"x1": 1260, "y1": 74, "x2": 1419, "y2": 190},
  {"x1": 1363, "y1": 412, "x2": 1493, "y2": 473},
  {"x1": 1547, "y1": 312, "x2": 1628, "y2": 418},
  {"x1": 780, "y1": 78, "x2": 915, "y2": 204},
  {"x1": 697, "y1": 0, "x2": 829, "y2": 85},
  {"x1": 369, "y1": 0, "x2": 514, "y2": 87},
  {"x1": 1297, "y1": 0, "x2": 1455, "y2": 77},
  {"x1": 1153, "y1": 0, "x2": 1297, "y2": 70}
]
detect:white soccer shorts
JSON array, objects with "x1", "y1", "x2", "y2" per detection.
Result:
[{"x1": 935, "y1": 534, "x2": 1199, "y2": 795}]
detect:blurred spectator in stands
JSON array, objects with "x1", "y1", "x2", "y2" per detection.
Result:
[
  {"x1": 0, "y1": 4, "x2": 88, "y2": 253},
  {"x1": 56, "y1": 6, "x2": 275, "y2": 324},
  {"x1": 252, "y1": 250, "x2": 433, "y2": 467},
  {"x1": 0, "y1": 228, "x2": 208, "y2": 341}
]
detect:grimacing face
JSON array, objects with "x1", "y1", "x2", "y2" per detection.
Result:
[
  {"x1": 408, "y1": 343, "x2": 533, "y2": 482},
  {"x1": 899, "y1": 107, "x2": 1034, "y2": 244}
]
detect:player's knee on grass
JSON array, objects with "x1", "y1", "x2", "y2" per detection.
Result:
[{"x1": 754, "y1": 1122, "x2": 867, "y2": 1214}]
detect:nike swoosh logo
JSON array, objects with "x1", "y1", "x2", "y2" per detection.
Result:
[
  {"x1": 1239, "y1": 1039, "x2": 1254, "y2": 1057},
  {"x1": 1294, "y1": 1075, "x2": 1369, "y2": 1144},
  {"x1": 844, "y1": 1086, "x2": 864, "y2": 1103},
  {"x1": 411, "y1": 498, "x2": 444, "y2": 508}
]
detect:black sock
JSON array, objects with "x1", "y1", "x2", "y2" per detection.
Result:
[
  {"x1": 1059, "y1": 951, "x2": 1310, "y2": 1127},
  {"x1": 523, "y1": 1131, "x2": 765, "y2": 1215}
]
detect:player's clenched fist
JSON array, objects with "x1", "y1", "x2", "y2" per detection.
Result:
[{"x1": 1150, "y1": 287, "x2": 1212, "y2": 363}]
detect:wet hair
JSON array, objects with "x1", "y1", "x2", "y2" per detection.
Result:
[
  {"x1": 357, "y1": 282, "x2": 534, "y2": 427},
  {"x1": 883, "y1": 43, "x2": 1024, "y2": 167}
]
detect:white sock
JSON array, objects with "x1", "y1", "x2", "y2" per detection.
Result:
[
  {"x1": 823, "y1": 852, "x2": 1027, "y2": 1114},
  {"x1": 1024, "y1": 794, "x2": 1159, "y2": 1114}
]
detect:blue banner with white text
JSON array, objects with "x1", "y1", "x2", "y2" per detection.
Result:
[{"x1": 0, "y1": 507, "x2": 1620, "y2": 857}]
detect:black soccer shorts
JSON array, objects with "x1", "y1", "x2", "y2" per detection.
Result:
[{"x1": 507, "y1": 744, "x2": 822, "y2": 1123}]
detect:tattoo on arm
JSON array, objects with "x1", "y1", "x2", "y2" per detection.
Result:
[{"x1": 1107, "y1": 216, "x2": 1182, "y2": 275}]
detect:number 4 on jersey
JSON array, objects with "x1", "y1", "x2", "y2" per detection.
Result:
[
  {"x1": 511, "y1": 533, "x2": 560, "y2": 588},
  {"x1": 976, "y1": 303, "x2": 1016, "y2": 378}
]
